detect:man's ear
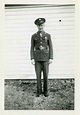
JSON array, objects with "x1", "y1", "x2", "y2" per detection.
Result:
[
  {"x1": 43, "y1": 24, "x2": 45, "y2": 27},
  {"x1": 37, "y1": 25, "x2": 39, "y2": 28}
]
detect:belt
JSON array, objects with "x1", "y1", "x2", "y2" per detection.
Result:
[{"x1": 35, "y1": 46, "x2": 46, "y2": 50}]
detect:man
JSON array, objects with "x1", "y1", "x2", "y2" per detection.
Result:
[{"x1": 30, "y1": 18, "x2": 53, "y2": 97}]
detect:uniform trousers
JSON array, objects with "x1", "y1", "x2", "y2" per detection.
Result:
[{"x1": 35, "y1": 61, "x2": 49, "y2": 95}]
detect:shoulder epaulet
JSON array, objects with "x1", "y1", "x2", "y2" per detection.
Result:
[
  {"x1": 45, "y1": 32, "x2": 50, "y2": 36},
  {"x1": 32, "y1": 32, "x2": 37, "y2": 36}
]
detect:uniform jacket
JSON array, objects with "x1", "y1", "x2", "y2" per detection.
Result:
[{"x1": 30, "y1": 31, "x2": 53, "y2": 61}]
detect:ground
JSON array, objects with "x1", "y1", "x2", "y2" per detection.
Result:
[{"x1": 4, "y1": 79, "x2": 74, "y2": 110}]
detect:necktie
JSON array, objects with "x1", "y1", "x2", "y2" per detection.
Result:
[{"x1": 40, "y1": 33, "x2": 42, "y2": 37}]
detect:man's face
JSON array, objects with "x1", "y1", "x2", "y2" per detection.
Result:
[{"x1": 37, "y1": 23, "x2": 45, "y2": 32}]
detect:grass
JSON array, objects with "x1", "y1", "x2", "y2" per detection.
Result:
[{"x1": 4, "y1": 79, "x2": 74, "y2": 110}]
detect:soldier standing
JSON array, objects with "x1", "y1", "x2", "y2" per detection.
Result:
[{"x1": 30, "y1": 18, "x2": 53, "y2": 97}]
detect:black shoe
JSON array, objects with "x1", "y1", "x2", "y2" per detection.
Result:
[
  {"x1": 44, "y1": 93, "x2": 48, "y2": 97},
  {"x1": 36, "y1": 93, "x2": 40, "y2": 97},
  {"x1": 36, "y1": 90, "x2": 42, "y2": 97}
]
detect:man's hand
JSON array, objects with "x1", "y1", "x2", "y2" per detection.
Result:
[
  {"x1": 31, "y1": 59, "x2": 35, "y2": 65},
  {"x1": 48, "y1": 59, "x2": 53, "y2": 64}
]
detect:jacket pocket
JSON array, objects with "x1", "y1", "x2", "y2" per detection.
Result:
[{"x1": 43, "y1": 49, "x2": 49, "y2": 53}]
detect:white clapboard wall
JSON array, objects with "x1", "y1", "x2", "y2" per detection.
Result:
[{"x1": 4, "y1": 4, "x2": 75, "y2": 79}]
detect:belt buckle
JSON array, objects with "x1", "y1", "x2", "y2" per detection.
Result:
[{"x1": 39, "y1": 45, "x2": 44, "y2": 50}]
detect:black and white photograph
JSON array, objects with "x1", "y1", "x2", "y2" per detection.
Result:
[{"x1": 4, "y1": 4, "x2": 75, "y2": 110}]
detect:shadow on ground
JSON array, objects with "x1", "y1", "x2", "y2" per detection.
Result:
[{"x1": 4, "y1": 79, "x2": 74, "y2": 110}]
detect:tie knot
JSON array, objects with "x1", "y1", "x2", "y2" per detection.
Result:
[{"x1": 40, "y1": 33, "x2": 42, "y2": 37}]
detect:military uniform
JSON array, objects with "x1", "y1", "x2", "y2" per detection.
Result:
[{"x1": 30, "y1": 18, "x2": 53, "y2": 97}]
